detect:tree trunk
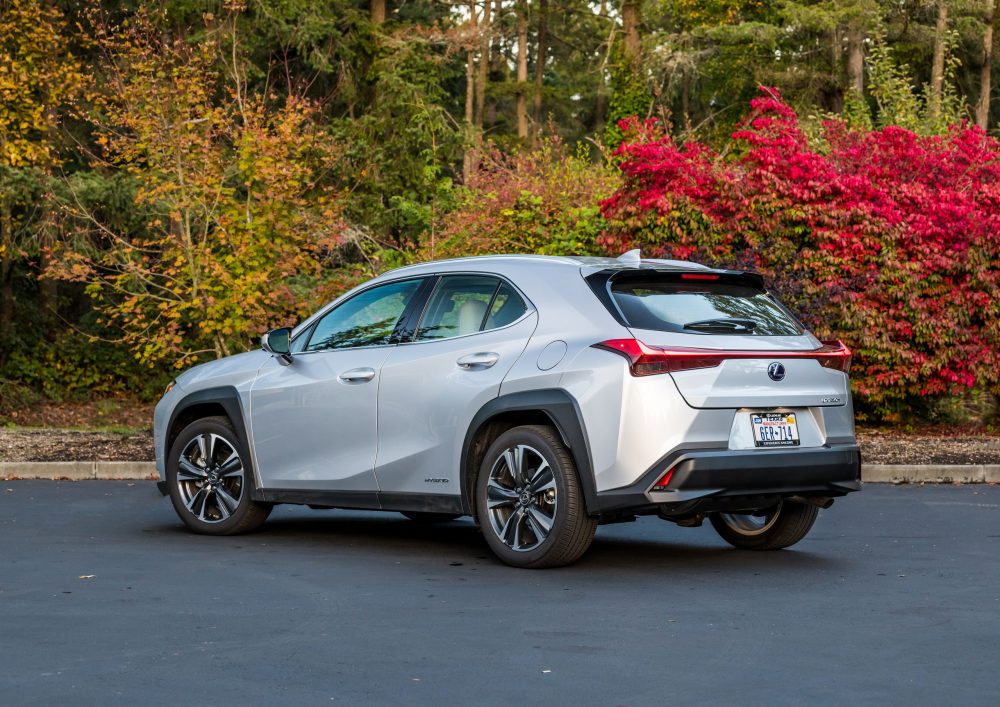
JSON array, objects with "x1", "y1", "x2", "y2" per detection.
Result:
[
  {"x1": 370, "y1": 0, "x2": 385, "y2": 24},
  {"x1": 475, "y1": 0, "x2": 491, "y2": 127},
  {"x1": 846, "y1": 23, "x2": 864, "y2": 97},
  {"x1": 465, "y1": 2, "x2": 477, "y2": 128},
  {"x1": 594, "y1": 84, "x2": 607, "y2": 133},
  {"x1": 34, "y1": 179, "x2": 57, "y2": 321},
  {"x1": 976, "y1": 1, "x2": 995, "y2": 128},
  {"x1": 622, "y1": 0, "x2": 641, "y2": 63},
  {"x1": 593, "y1": 0, "x2": 610, "y2": 132},
  {"x1": 38, "y1": 245, "x2": 58, "y2": 319},
  {"x1": 531, "y1": 0, "x2": 548, "y2": 147},
  {"x1": 463, "y1": 2, "x2": 478, "y2": 182},
  {"x1": 487, "y1": 0, "x2": 504, "y2": 126},
  {"x1": 680, "y1": 65, "x2": 690, "y2": 132},
  {"x1": 929, "y1": 2, "x2": 950, "y2": 119},
  {"x1": 515, "y1": 0, "x2": 529, "y2": 141},
  {"x1": 0, "y1": 198, "x2": 13, "y2": 331}
]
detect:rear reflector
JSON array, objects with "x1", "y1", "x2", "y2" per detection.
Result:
[
  {"x1": 592, "y1": 339, "x2": 852, "y2": 377},
  {"x1": 652, "y1": 468, "x2": 675, "y2": 491}
]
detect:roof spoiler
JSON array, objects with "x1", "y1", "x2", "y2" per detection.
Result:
[{"x1": 592, "y1": 266, "x2": 767, "y2": 291}]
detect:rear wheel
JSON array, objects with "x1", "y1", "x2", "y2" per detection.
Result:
[
  {"x1": 475, "y1": 425, "x2": 597, "y2": 568},
  {"x1": 709, "y1": 500, "x2": 818, "y2": 550},
  {"x1": 167, "y1": 416, "x2": 272, "y2": 535},
  {"x1": 400, "y1": 511, "x2": 461, "y2": 523}
]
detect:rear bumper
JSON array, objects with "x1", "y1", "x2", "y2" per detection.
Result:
[{"x1": 594, "y1": 445, "x2": 861, "y2": 514}]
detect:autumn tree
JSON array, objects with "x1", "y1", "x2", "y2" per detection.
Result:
[
  {"x1": 0, "y1": 0, "x2": 84, "y2": 331},
  {"x1": 50, "y1": 11, "x2": 346, "y2": 366}
]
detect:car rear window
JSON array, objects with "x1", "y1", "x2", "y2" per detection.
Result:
[{"x1": 608, "y1": 276, "x2": 802, "y2": 336}]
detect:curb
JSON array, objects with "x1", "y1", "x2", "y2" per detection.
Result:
[
  {"x1": 1, "y1": 461, "x2": 998, "y2": 484},
  {"x1": 861, "y1": 464, "x2": 1000, "y2": 484},
  {"x1": 1, "y1": 461, "x2": 157, "y2": 481}
]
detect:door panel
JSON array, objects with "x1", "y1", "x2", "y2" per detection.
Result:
[
  {"x1": 248, "y1": 277, "x2": 427, "y2": 492},
  {"x1": 375, "y1": 313, "x2": 538, "y2": 497},
  {"x1": 249, "y1": 349, "x2": 391, "y2": 491}
]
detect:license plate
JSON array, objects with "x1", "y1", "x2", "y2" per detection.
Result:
[{"x1": 751, "y1": 412, "x2": 800, "y2": 447}]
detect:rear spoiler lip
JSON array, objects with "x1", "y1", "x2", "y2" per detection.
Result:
[{"x1": 582, "y1": 265, "x2": 765, "y2": 288}]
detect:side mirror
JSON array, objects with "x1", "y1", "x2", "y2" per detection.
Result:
[{"x1": 262, "y1": 327, "x2": 293, "y2": 365}]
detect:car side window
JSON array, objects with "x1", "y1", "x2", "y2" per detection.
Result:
[
  {"x1": 304, "y1": 279, "x2": 422, "y2": 351},
  {"x1": 414, "y1": 275, "x2": 528, "y2": 341},
  {"x1": 483, "y1": 282, "x2": 527, "y2": 331},
  {"x1": 414, "y1": 275, "x2": 500, "y2": 341},
  {"x1": 289, "y1": 324, "x2": 313, "y2": 353}
]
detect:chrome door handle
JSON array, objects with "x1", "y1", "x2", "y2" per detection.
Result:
[
  {"x1": 457, "y1": 352, "x2": 500, "y2": 369},
  {"x1": 339, "y1": 367, "x2": 376, "y2": 383}
]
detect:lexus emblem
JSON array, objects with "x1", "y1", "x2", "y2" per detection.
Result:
[{"x1": 767, "y1": 362, "x2": 786, "y2": 381}]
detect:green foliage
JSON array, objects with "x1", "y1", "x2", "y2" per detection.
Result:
[
  {"x1": 841, "y1": 86, "x2": 874, "y2": 130},
  {"x1": 332, "y1": 28, "x2": 463, "y2": 246},
  {"x1": 604, "y1": 49, "x2": 652, "y2": 149},
  {"x1": 868, "y1": 34, "x2": 969, "y2": 134},
  {"x1": 2, "y1": 329, "x2": 171, "y2": 403},
  {"x1": 430, "y1": 138, "x2": 618, "y2": 259}
]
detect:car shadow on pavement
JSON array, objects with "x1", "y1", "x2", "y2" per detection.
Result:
[
  {"x1": 582, "y1": 535, "x2": 846, "y2": 573},
  {"x1": 150, "y1": 510, "x2": 847, "y2": 574}
]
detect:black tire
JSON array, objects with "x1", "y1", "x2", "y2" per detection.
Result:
[
  {"x1": 400, "y1": 511, "x2": 462, "y2": 523},
  {"x1": 709, "y1": 500, "x2": 819, "y2": 550},
  {"x1": 166, "y1": 416, "x2": 272, "y2": 535},
  {"x1": 475, "y1": 425, "x2": 597, "y2": 569}
]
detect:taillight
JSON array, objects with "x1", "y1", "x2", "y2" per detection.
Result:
[
  {"x1": 592, "y1": 339, "x2": 726, "y2": 375},
  {"x1": 680, "y1": 273, "x2": 720, "y2": 281},
  {"x1": 592, "y1": 339, "x2": 853, "y2": 377},
  {"x1": 816, "y1": 340, "x2": 852, "y2": 374}
]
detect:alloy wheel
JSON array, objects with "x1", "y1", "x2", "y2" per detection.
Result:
[
  {"x1": 485, "y1": 444, "x2": 558, "y2": 552},
  {"x1": 176, "y1": 433, "x2": 245, "y2": 524}
]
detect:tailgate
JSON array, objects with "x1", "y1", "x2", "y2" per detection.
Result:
[
  {"x1": 589, "y1": 267, "x2": 852, "y2": 410},
  {"x1": 630, "y1": 329, "x2": 849, "y2": 409}
]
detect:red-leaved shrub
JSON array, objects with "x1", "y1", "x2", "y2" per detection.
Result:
[{"x1": 599, "y1": 89, "x2": 1000, "y2": 415}]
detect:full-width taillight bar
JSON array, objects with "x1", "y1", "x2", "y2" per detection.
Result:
[{"x1": 592, "y1": 339, "x2": 852, "y2": 377}]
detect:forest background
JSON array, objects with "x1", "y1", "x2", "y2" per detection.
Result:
[{"x1": 1, "y1": 0, "x2": 998, "y2": 426}]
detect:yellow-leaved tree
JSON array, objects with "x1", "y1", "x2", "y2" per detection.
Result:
[
  {"x1": 0, "y1": 0, "x2": 84, "y2": 329},
  {"x1": 50, "y1": 9, "x2": 348, "y2": 366}
]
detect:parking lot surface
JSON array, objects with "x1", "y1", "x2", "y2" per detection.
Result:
[{"x1": 1, "y1": 481, "x2": 997, "y2": 705}]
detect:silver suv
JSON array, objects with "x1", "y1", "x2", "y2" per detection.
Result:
[{"x1": 154, "y1": 253, "x2": 861, "y2": 568}]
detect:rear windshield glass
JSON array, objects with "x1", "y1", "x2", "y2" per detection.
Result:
[{"x1": 609, "y1": 278, "x2": 802, "y2": 336}]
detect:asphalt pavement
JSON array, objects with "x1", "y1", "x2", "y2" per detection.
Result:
[{"x1": 1, "y1": 481, "x2": 998, "y2": 706}]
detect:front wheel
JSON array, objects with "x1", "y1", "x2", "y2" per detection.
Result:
[
  {"x1": 709, "y1": 500, "x2": 819, "y2": 550},
  {"x1": 166, "y1": 416, "x2": 272, "y2": 535},
  {"x1": 475, "y1": 425, "x2": 597, "y2": 569}
]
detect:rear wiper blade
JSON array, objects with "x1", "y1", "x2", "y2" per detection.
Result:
[{"x1": 683, "y1": 318, "x2": 758, "y2": 332}]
